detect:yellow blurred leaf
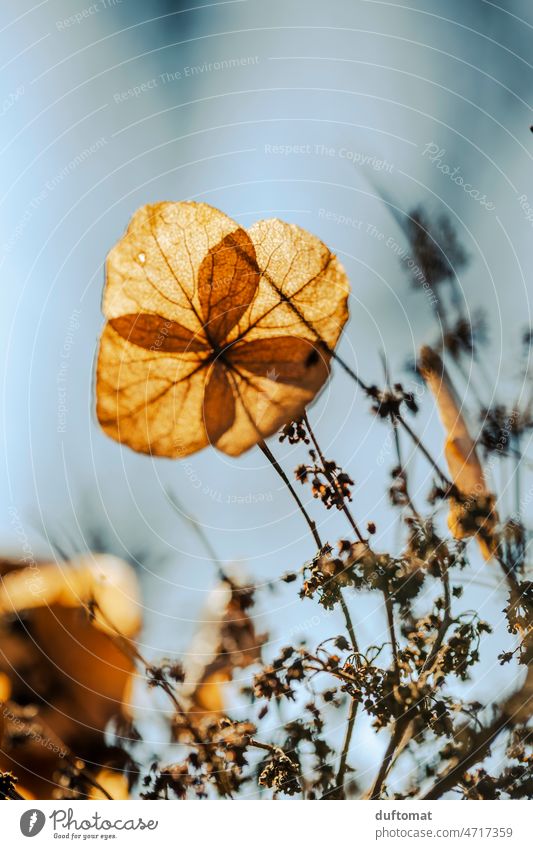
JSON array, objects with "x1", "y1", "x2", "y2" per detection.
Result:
[{"x1": 419, "y1": 346, "x2": 498, "y2": 559}]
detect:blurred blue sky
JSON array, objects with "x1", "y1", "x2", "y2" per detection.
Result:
[{"x1": 1, "y1": 0, "x2": 532, "y2": 780}]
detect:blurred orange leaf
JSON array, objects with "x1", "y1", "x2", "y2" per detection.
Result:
[
  {"x1": 0, "y1": 555, "x2": 141, "y2": 797},
  {"x1": 419, "y1": 346, "x2": 498, "y2": 559}
]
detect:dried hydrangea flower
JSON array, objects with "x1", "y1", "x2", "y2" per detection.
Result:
[{"x1": 96, "y1": 202, "x2": 349, "y2": 458}]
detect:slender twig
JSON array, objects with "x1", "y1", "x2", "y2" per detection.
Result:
[
  {"x1": 323, "y1": 355, "x2": 457, "y2": 798},
  {"x1": 304, "y1": 415, "x2": 400, "y2": 690},
  {"x1": 422, "y1": 713, "x2": 510, "y2": 800},
  {"x1": 260, "y1": 436, "x2": 360, "y2": 656},
  {"x1": 305, "y1": 411, "x2": 402, "y2": 720},
  {"x1": 397, "y1": 413, "x2": 451, "y2": 486},
  {"x1": 339, "y1": 594, "x2": 359, "y2": 655},
  {"x1": 86, "y1": 599, "x2": 204, "y2": 747},
  {"x1": 379, "y1": 555, "x2": 454, "y2": 790},
  {"x1": 330, "y1": 349, "x2": 369, "y2": 392},
  {"x1": 329, "y1": 348, "x2": 451, "y2": 488},
  {"x1": 372, "y1": 536, "x2": 453, "y2": 796},
  {"x1": 89, "y1": 599, "x2": 280, "y2": 758},
  {"x1": 385, "y1": 595, "x2": 399, "y2": 669},
  {"x1": 420, "y1": 563, "x2": 452, "y2": 676},
  {"x1": 376, "y1": 351, "x2": 404, "y2": 667},
  {"x1": 303, "y1": 412, "x2": 366, "y2": 544},
  {"x1": 332, "y1": 697, "x2": 358, "y2": 799},
  {"x1": 514, "y1": 433, "x2": 521, "y2": 520},
  {"x1": 164, "y1": 488, "x2": 233, "y2": 585},
  {"x1": 379, "y1": 349, "x2": 421, "y2": 519},
  {"x1": 258, "y1": 438, "x2": 322, "y2": 550},
  {"x1": 246, "y1": 738, "x2": 279, "y2": 753},
  {"x1": 302, "y1": 413, "x2": 365, "y2": 652},
  {"x1": 369, "y1": 717, "x2": 409, "y2": 800},
  {"x1": 391, "y1": 406, "x2": 421, "y2": 519}
]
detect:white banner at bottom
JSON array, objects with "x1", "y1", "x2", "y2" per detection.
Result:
[{"x1": 0, "y1": 799, "x2": 529, "y2": 848}]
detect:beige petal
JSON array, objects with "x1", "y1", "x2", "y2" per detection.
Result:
[
  {"x1": 103, "y1": 202, "x2": 240, "y2": 334},
  {"x1": 215, "y1": 365, "x2": 329, "y2": 457},
  {"x1": 96, "y1": 323, "x2": 209, "y2": 458},
  {"x1": 227, "y1": 218, "x2": 349, "y2": 351},
  {"x1": 198, "y1": 228, "x2": 260, "y2": 345},
  {"x1": 230, "y1": 335, "x2": 330, "y2": 386},
  {"x1": 203, "y1": 362, "x2": 236, "y2": 445},
  {"x1": 109, "y1": 313, "x2": 209, "y2": 353}
]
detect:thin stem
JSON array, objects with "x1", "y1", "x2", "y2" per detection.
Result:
[
  {"x1": 90, "y1": 599, "x2": 284, "y2": 759},
  {"x1": 260, "y1": 436, "x2": 361, "y2": 656},
  {"x1": 331, "y1": 349, "x2": 369, "y2": 392},
  {"x1": 247, "y1": 738, "x2": 279, "y2": 753},
  {"x1": 333, "y1": 697, "x2": 358, "y2": 799},
  {"x1": 422, "y1": 713, "x2": 510, "y2": 800},
  {"x1": 258, "y1": 438, "x2": 322, "y2": 549},
  {"x1": 305, "y1": 412, "x2": 401, "y2": 670},
  {"x1": 397, "y1": 413, "x2": 451, "y2": 486},
  {"x1": 303, "y1": 412, "x2": 366, "y2": 544},
  {"x1": 88, "y1": 600, "x2": 205, "y2": 747},
  {"x1": 299, "y1": 414, "x2": 366, "y2": 789},
  {"x1": 369, "y1": 718, "x2": 409, "y2": 800},
  {"x1": 392, "y1": 418, "x2": 421, "y2": 519},
  {"x1": 302, "y1": 392, "x2": 449, "y2": 797},
  {"x1": 372, "y1": 550, "x2": 454, "y2": 797},
  {"x1": 380, "y1": 348, "x2": 420, "y2": 520},
  {"x1": 164, "y1": 488, "x2": 232, "y2": 585},
  {"x1": 330, "y1": 348, "x2": 451, "y2": 488},
  {"x1": 420, "y1": 563, "x2": 452, "y2": 676},
  {"x1": 385, "y1": 594, "x2": 399, "y2": 669},
  {"x1": 302, "y1": 414, "x2": 363, "y2": 653},
  {"x1": 339, "y1": 594, "x2": 359, "y2": 655},
  {"x1": 514, "y1": 434, "x2": 521, "y2": 520}
]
